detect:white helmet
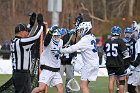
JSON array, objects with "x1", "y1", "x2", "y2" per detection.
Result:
[
  {"x1": 131, "y1": 21, "x2": 138, "y2": 31},
  {"x1": 78, "y1": 21, "x2": 92, "y2": 37},
  {"x1": 52, "y1": 30, "x2": 61, "y2": 36},
  {"x1": 52, "y1": 29, "x2": 61, "y2": 45}
]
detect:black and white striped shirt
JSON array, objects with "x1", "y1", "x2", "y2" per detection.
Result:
[{"x1": 10, "y1": 26, "x2": 43, "y2": 71}]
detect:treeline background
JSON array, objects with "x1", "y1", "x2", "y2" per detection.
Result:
[{"x1": 0, "y1": 0, "x2": 140, "y2": 44}]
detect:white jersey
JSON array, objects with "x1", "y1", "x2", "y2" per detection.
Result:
[
  {"x1": 135, "y1": 38, "x2": 140, "y2": 71},
  {"x1": 40, "y1": 39, "x2": 63, "y2": 68},
  {"x1": 61, "y1": 34, "x2": 99, "y2": 67}
]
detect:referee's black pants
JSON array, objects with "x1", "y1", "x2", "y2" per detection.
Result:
[{"x1": 12, "y1": 71, "x2": 31, "y2": 93}]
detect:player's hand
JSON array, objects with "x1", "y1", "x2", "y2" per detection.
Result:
[
  {"x1": 125, "y1": 65, "x2": 135, "y2": 75},
  {"x1": 68, "y1": 29, "x2": 76, "y2": 35},
  {"x1": 29, "y1": 12, "x2": 36, "y2": 27},
  {"x1": 59, "y1": 28, "x2": 67, "y2": 35},
  {"x1": 37, "y1": 13, "x2": 44, "y2": 26},
  {"x1": 49, "y1": 25, "x2": 59, "y2": 34}
]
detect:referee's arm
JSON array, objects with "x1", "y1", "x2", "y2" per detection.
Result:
[{"x1": 20, "y1": 25, "x2": 43, "y2": 44}]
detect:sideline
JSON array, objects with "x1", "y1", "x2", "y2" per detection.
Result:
[{"x1": 0, "y1": 57, "x2": 108, "y2": 76}]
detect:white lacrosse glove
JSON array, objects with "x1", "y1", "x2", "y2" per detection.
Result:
[{"x1": 125, "y1": 65, "x2": 135, "y2": 75}]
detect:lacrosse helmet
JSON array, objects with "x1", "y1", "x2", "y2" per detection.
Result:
[
  {"x1": 52, "y1": 29, "x2": 61, "y2": 45},
  {"x1": 123, "y1": 27, "x2": 133, "y2": 42},
  {"x1": 111, "y1": 26, "x2": 121, "y2": 36},
  {"x1": 124, "y1": 27, "x2": 133, "y2": 34},
  {"x1": 131, "y1": 21, "x2": 138, "y2": 31},
  {"x1": 78, "y1": 21, "x2": 92, "y2": 37}
]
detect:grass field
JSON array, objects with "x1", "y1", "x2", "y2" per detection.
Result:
[
  {"x1": 48, "y1": 76, "x2": 110, "y2": 93},
  {"x1": 0, "y1": 75, "x2": 118, "y2": 93}
]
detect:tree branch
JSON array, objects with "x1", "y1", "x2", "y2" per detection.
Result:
[{"x1": 80, "y1": 2, "x2": 109, "y2": 22}]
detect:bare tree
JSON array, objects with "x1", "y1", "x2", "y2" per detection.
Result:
[
  {"x1": 80, "y1": 2, "x2": 109, "y2": 22},
  {"x1": 128, "y1": 0, "x2": 135, "y2": 17}
]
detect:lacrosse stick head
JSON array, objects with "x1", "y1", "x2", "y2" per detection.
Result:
[{"x1": 66, "y1": 78, "x2": 80, "y2": 91}]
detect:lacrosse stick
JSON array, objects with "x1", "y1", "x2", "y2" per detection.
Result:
[
  {"x1": 66, "y1": 78, "x2": 80, "y2": 91},
  {"x1": 65, "y1": 14, "x2": 83, "y2": 92},
  {"x1": 66, "y1": 51, "x2": 83, "y2": 91}
]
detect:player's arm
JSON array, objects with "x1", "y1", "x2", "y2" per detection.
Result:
[
  {"x1": 44, "y1": 26, "x2": 59, "y2": 46},
  {"x1": 27, "y1": 12, "x2": 36, "y2": 33},
  {"x1": 20, "y1": 14, "x2": 43, "y2": 44},
  {"x1": 62, "y1": 34, "x2": 71, "y2": 45},
  {"x1": 120, "y1": 39, "x2": 131, "y2": 69},
  {"x1": 132, "y1": 39, "x2": 140, "y2": 67},
  {"x1": 132, "y1": 53, "x2": 140, "y2": 67},
  {"x1": 60, "y1": 36, "x2": 87, "y2": 54},
  {"x1": 44, "y1": 31, "x2": 53, "y2": 46}
]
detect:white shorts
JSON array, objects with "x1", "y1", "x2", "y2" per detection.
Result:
[
  {"x1": 128, "y1": 70, "x2": 140, "y2": 86},
  {"x1": 39, "y1": 69, "x2": 63, "y2": 87},
  {"x1": 81, "y1": 66, "x2": 99, "y2": 81}
]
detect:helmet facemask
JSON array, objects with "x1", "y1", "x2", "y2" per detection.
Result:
[
  {"x1": 52, "y1": 29, "x2": 61, "y2": 45},
  {"x1": 78, "y1": 22, "x2": 92, "y2": 37}
]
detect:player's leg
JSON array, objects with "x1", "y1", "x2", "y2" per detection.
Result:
[
  {"x1": 128, "y1": 84, "x2": 136, "y2": 93},
  {"x1": 118, "y1": 76, "x2": 125, "y2": 93},
  {"x1": 65, "y1": 65, "x2": 74, "y2": 93},
  {"x1": 115, "y1": 77, "x2": 119, "y2": 93},
  {"x1": 56, "y1": 83, "x2": 64, "y2": 93},
  {"x1": 80, "y1": 80, "x2": 90, "y2": 93},
  {"x1": 39, "y1": 67, "x2": 48, "y2": 93},
  {"x1": 52, "y1": 72, "x2": 63, "y2": 93},
  {"x1": 32, "y1": 69, "x2": 52, "y2": 93},
  {"x1": 60, "y1": 65, "x2": 65, "y2": 77},
  {"x1": 136, "y1": 85, "x2": 140, "y2": 93},
  {"x1": 31, "y1": 82, "x2": 46, "y2": 93},
  {"x1": 45, "y1": 86, "x2": 48, "y2": 93},
  {"x1": 125, "y1": 76, "x2": 129, "y2": 93},
  {"x1": 106, "y1": 67, "x2": 116, "y2": 93},
  {"x1": 117, "y1": 67, "x2": 126, "y2": 93},
  {"x1": 108, "y1": 75, "x2": 115, "y2": 93}
]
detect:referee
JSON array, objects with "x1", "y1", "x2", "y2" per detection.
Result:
[{"x1": 10, "y1": 13, "x2": 44, "y2": 93}]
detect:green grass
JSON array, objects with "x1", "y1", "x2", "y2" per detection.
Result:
[
  {"x1": 0, "y1": 74, "x2": 12, "y2": 86},
  {"x1": 0, "y1": 75, "x2": 118, "y2": 93},
  {"x1": 48, "y1": 76, "x2": 109, "y2": 93}
]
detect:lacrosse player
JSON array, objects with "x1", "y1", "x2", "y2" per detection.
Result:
[
  {"x1": 60, "y1": 21, "x2": 99, "y2": 93},
  {"x1": 11, "y1": 13, "x2": 44, "y2": 93},
  {"x1": 127, "y1": 23, "x2": 140, "y2": 93},
  {"x1": 122, "y1": 27, "x2": 136, "y2": 93},
  {"x1": 31, "y1": 26, "x2": 64, "y2": 93},
  {"x1": 59, "y1": 28, "x2": 76, "y2": 93},
  {"x1": 103, "y1": 26, "x2": 131, "y2": 93}
]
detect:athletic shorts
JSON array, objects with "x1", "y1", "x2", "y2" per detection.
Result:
[
  {"x1": 81, "y1": 66, "x2": 99, "y2": 81},
  {"x1": 128, "y1": 70, "x2": 140, "y2": 86},
  {"x1": 107, "y1": 67, "x2": 126, "y2": 77},
  {"x1": 39, "y1": 69, "x2": 63, "y2": 87}
]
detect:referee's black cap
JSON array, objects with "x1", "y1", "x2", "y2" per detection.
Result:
[{"x1": 15, "y1": 23, "x2": 28, "y2": 34}]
